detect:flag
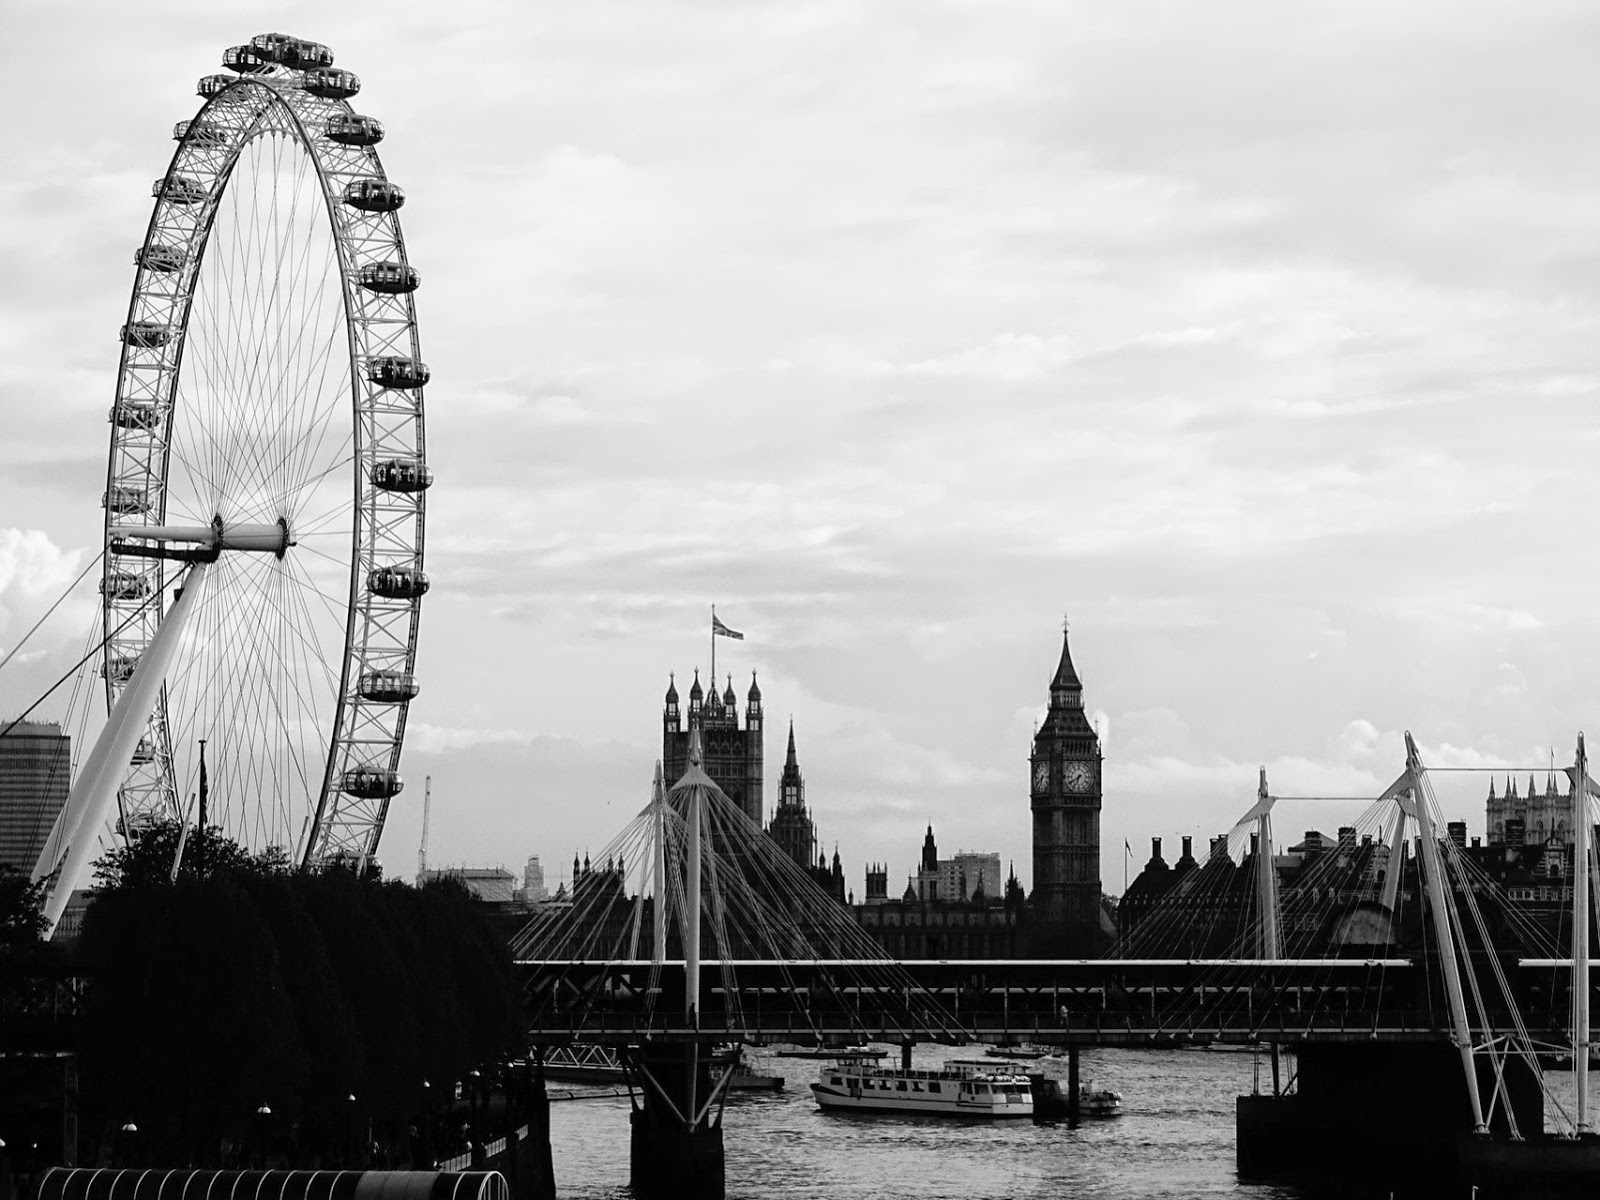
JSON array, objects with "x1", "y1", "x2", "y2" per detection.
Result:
[
  {"x1": 712, "y1": 614, "x2": 744, "y2": 640},
  {"x1": 1124, "y1": 839, "x2": 1131, "y2": 855}
]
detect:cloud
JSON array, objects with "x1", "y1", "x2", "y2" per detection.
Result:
[{"x1": 3, "y1": 3, "x2": 1600, "y2": 896}]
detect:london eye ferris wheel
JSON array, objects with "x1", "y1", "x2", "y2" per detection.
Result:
[{"x1": 98, "y1": 32, "x2": 430, "y2": 871}]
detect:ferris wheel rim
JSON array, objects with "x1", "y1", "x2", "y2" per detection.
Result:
[{"x1": 101, "y1": 45, "x2": 428, "y2": 868}]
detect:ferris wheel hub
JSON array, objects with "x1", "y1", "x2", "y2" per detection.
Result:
[{"x1": 109, "y1": 516, "x2": 294, "y2": 561}]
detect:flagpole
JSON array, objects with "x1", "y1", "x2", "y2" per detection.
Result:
[{"x1": 710, "y1": 604, "x2": 716, "y2": 693}]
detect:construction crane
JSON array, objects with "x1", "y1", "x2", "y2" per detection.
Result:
[{"x1": 417, "y1": 774, "x2": 432, "y2": 885}]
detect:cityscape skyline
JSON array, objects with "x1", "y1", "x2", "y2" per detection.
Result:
[{"x1": 2, "y1": 3, "x2": 1600, "y2": 894}]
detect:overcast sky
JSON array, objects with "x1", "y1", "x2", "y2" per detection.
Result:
[{"x1": 3, "y1": 1, "x2": 1599, "y2": 897}]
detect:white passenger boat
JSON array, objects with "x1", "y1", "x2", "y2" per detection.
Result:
[{"x1": 811, "y1": 1058, "x2": 1034, "y2": 1118}]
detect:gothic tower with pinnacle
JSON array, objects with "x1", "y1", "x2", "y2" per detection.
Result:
[
  {"x1": 768, "y1": 720, "x2": 816, "y2": 869},
  {"x1": 1030, "y1": 620, "x2": 1104, "y2": 951},
  {"x1": 663, "y1": 670, "x2": 764, "y2": 826}
]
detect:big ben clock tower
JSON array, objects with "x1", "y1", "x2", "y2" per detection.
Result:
[{"x1": 1030, "y1": 619, "x2": 1104, "y2": 951}]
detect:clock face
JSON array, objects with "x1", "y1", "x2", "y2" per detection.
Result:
[
  {"x1": 1033, "y1": 760, "x2": 1049, "y2": 790},
  {"x1": 1063, "y1": 760, "x2": 1094, "y2": 793}
]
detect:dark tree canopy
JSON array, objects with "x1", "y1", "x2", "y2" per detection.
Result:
[
  {"x1": 78, "y1": 821, "x2": 521, "y2": 1166},
  {"x1": 0, "y1": 864, "x2": 48, "y2": 952}
]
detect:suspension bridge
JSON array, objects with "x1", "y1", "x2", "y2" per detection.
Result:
[{"x1": 513, "y1": 729, "x2": 1600, "y2": 1196}]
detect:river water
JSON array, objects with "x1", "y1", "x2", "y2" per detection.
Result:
[{"x1": 548, "y1": 1044, "x2": 1312, "y2": 1199}]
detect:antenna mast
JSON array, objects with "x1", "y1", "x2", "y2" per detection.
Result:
[{"x1": 417, "y1": 774, "x2": 432, "y2": 884}]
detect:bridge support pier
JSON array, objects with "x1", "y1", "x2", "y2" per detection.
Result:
[
  {"x1": 624, "y1": 1041, "x2": 730, "y2": 1200},
  {"x1": 1238, "y1": 1041, "x2": 1541, "y2": 1194},
  {"x1": 1066, "y1": 1044, "x2": 1080, "y2": 1121}
]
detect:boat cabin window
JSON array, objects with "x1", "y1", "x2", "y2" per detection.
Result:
[
  {"x1": 912, "y1": 1082, "x2": 922, "y2": 1091},
  {"x1": 896, "y1": 1081, "x2": 907, "y2": 1091},
  {"x1": 830, "y1": 1077, "x2": 842, "y2": 1085},
  {"x1": 929, "y1": 1082, "x2": 941, "y2": 1093}
]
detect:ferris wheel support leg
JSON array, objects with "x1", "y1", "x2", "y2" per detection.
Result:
[{"x1": 32, "y1": 560, "x2": 211, "y2": 936}]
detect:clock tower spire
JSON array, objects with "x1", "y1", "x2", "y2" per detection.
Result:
[{"x1": 1029, "y1": 618, "x2": 1105, "y2": 953}]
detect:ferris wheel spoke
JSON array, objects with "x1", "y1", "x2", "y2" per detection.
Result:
[
  {"x1": 290, "y1": 497, "x2": 359, "y2": 542},
  {"x1": 282, "y1": 551, "x2": 358, "y2": 647},
  {"x1": 277, "y1": 442, "x2": 356, "y2": 510},
  {"x1": 273, "y1": 561, "x2": 346, "y2": 696}
]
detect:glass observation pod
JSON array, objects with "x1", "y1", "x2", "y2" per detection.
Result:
[
  {"x1": 100, "y1": 571, "x2": 151, "y2": 601},
  {"x1": 367, "y1": 565, "x2": 429, "y2": 599},
  {"x1": 326, "y1": 113, "x2": 384, "y2": 147},
  {"x1": 251, "y1": 32, "x2": 334, "y2": 68},
  {"x1": 371, "y1": 458, "x2": 433, "y2": 493},
  {"x1": 357, "y1": 261, "x2": 419, "y2": 294},
  {"x1": 153, "y1": 176, "x2": 208, "y2": 206},
  {"x1": 174, "y1": 119, "x2": 228, "y2": 149},
  {"x1": 135, "y1": 244, "x2": 186, "y2": 273},
  {"x1": 303, "y1": 67, "x2": 361, "y2": 100},
  {"x1": 340, "y1": 766, "x2": 403, "y2": 799},
  {"x1": 359, "y1": 670, "x2": 421, "y2": 702},
  {"x1": 367, "y1": 357, "x2": 429, "y2": 388},
  {"x1": 120, "y1": 321, "x2": 171, "y2": 348},
  {"x1": 343, "y1": 178, "x2": 405, "y2": 213},
  {"x1": 111, "y1": 402, "x2": 162, "y2": 431},
  {"x1": 197, "y1": 74, "x2": 233, "y2": 99},
  {"x1": 103, "y1": 485, "x2": 150, "y2": 515},
  {"x1": 222, "y1": 45, "x2": 274, "y2": 73},
  {"x1": 103, "y1": 655, "x2": 140, "y2": 685}
]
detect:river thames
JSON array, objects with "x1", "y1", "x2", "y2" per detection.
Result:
[{"x1": 548, "y1": 1044, "x2": 1315, "y2": 1199}]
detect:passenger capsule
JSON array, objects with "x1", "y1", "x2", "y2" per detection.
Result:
[
  {"x1": 153, "y1": 175, "x2": 208, "y2": 206},
  {"x1": 343, "y1": 178, "x2": 405, "y2": 213},
  {"x1": 359, "y1": 670, "x2": 421, "y2": 702},
  {"x1": 367, "y1": 357, "x2": 429, "y2": 389},
  {"x1": 367, "y1": 565, "x2": 429, "y2": 599},
  {"x1": 198, "y1": 74, "x2": 233, "y2": 99},
  {"x1": 340, "y1": 766, "x2": 403, "y2": 799},
  {"x1": 174, "y1": 119, "x2": 228, "y2": 149},
  {"x1": 135, "y1": 244, "x2": 186, "y2": 273},
  {"x1": 111, "y1": 402, "x2": 162, "y2": 431},
  {"x1": 371, "y1": 459, "x2": 433, "y2": 493},
  {"x1": 252, "y1": 33, "x2": 334, "y2": 68},
  {"x1": 223, "y1": 45, "x2": 274, "y2": 73},
  {"x1": 303, "y1": 67, "x2": 361, "y2": 100},
  {"x1": 120, "y1": 321, "x2": 171, "y2": 348},
  {"x1": 103, "y1": 486, "x2": 150, "y2": 515},
  {"x1": 102, "y1": 655, "x2": 140, "y2": 684},
  {"x1": 358, "y1": 261, "x2": 420, "y2": 295},
  {"x1": 325, "y1": 113, "x2": 384, "y2": 147},
  {"x1": 100, "y1": 571, "x2": 151, "y2": 601}
]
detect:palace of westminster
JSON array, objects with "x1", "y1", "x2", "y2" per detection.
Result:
[{"x1": 643, "y1": 623, "x2": 1115, "y2": 959}]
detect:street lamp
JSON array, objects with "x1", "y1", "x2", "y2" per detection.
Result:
[{"x1": 345, "y1": 1094, "x2": 358, "y2": 1167}]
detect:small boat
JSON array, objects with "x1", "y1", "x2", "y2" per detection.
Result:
[
  {"x1": 540, "y1": 1043, "x2": 624, "y2": 1084},
  {"x1": 1026, "y1": 1072, "x2": 1122, "y2": 1119},
  {"x1": 811, "y1": 1058, "x2": 1034, "y2": 1119},
  {"x1": 776, "y1": 1043, "x2": 885, "y2": 1060},
  {"x1": 729, "y1": 1058, "x2": 785, "y2": 1091},
  {"x1": 985, "y1": 1044, "x2": 1049, "y2": 1060},
  {"x1": 714, "y1": 1043, "x2": 784, "y2": 1091},
  {"x1": 545, "y1": 1042, "x2": 784, "y2": 1091}
]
